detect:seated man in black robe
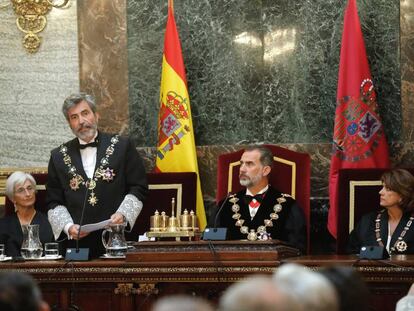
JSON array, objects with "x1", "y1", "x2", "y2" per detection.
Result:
[{"x1": 211, "y1": 146, "x2": 306, "y2": 253}]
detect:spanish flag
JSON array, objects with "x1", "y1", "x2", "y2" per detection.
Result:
[{"x1": 155, "y1": 0, "x2": 207, "y2": 230}]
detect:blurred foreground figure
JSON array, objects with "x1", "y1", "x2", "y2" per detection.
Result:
[
  {"x1": 0, "y1": 271, "x2": 50, "y2": 311},
  {"x1": 219, "y1": 275, "x2": 303, "y2": 311},
  {"x1": 152, "y1": 295, "x2": 213, "y2": 311},
  {"x1": 319, "y1": 265, "x2": 369, "y2": 311},
  {"x1": 273, "y1": 263, "x2": 339, "y2": 311}
]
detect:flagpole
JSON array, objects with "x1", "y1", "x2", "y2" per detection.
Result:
[{"x1": 168, "y1": 0, "x2": 174, "y2": 10}]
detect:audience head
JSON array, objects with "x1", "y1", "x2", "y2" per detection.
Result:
[
  {"x1": 319, "y1": 265, "x2": 369, "y2": 311},
  {"x1": 380, "y1": 169, "x2": 414, "y2": 212},
  {"x1": 0, "y1": 271, "x2": 49, "y2": 311},
  {"x1": 239, "y1": 146, "x2": 273, "y2": 189},
  {"x1": 152, "y1": 295, "x2": 213, "y2": 311},
  {"x1": 5, "y1": 171, "x2": 37, "y2": 204},
  {"x1": 396, "y1": 283, "x2": 414, "y2": 311},
  {"x1": 219, "y1": 275, "x2": 302, "y2": 311},
  {"x1": 273, "y1": 263, "x2": 339, "y2": 311}
]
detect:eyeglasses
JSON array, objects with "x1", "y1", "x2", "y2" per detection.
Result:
[{"x1": 15, "y1": 185, "x2": 35, "y2": 195}]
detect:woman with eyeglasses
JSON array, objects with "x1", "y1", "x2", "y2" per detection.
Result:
[{"x1": 0, "y1": 171, "x2": 54, "y2": 257}]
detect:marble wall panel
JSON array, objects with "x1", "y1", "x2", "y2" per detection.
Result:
[
  {"x1": 78, "y1": 0, "x2": 130, "y2": 135},
  {"x1": 0, "y1": 1, "x2": 79, "y2": 167},
  {"x1": 128, "y1": 0, "x2": 404, "y2": 206},
  {"x1": 128, "y1": 0, "x2": 400, "y2": 147},
  {"x1": 401, "y1": 0, "x2": 414, "y2": 142}
]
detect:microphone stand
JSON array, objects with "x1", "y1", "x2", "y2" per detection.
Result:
[
  {"x1": 202, "y1": 193, "x2": 230, "y2": 240},
  {"x1": 65, "y1": 180, "x2": 90, "y2": 261}
]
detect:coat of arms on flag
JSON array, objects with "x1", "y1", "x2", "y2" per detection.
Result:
[{"x1": 157, "y1": 91, "x2": 190, "y2": 160}]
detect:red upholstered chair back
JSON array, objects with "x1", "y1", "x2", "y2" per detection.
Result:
[
  {"x1": 216, "y1": 145, "x2": 311, "y2": 252},
  {"x1": 5, "y1": 173, "x2": 48, "y2": 216},
  {"x1": 336, "y1": 168, "x2": 414, "y2": 254},
  {"x1": 126, "y1": 172, "x2": 197, "y2": 240}
]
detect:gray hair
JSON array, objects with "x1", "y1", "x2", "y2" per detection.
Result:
[
  {"x1": 244, "y1": 145, "x2": 274, "y2": 168},
  {"x1": 273, "y1": 264, "x2": 339, "y2": 311},
  {"x1": 5, "y1": 171, "x2": 37, "y2": 201},
  {"x1": 62, "y1": 92, "x2": 97, "y2": 121},
  {"x1": 152, "y1": 295, "x2": 213, "y2": 311},
  {"x1": 219, "y1": 275, "x2": 303, "y2": 311}
]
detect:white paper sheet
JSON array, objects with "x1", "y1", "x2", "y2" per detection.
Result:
[{"x1": 80, "y1": 219, "x2": 112, "y2": 233}]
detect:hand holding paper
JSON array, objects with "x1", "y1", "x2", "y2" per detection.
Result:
[{"x1": 80, "y1": 219, "x2": 112, "y2": 233}]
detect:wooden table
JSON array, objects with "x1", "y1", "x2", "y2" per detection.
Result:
[{"x1": 0, "y1": 242, "x2": 412, "y2": 311}]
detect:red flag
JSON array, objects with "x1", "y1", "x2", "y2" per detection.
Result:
[{"x1": 328, "y1": 0, "x2": 390, "y2": 238}]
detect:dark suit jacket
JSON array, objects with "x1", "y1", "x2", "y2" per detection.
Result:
[
  {"x1": 212, "y1": 186, "x2": 306, "y2": 253},
  {"x1": 0, "y1": 211, "x2": 54, "y2": 257},
  {"x1": 46, "y1": 132, "x2": 148, "y2": 257},
  {"x1": 348, "y1": 210, "x2": 414, "y2": 254}
]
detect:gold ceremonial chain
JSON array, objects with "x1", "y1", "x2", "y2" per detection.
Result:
[
  {"x1": 230, "y1": 193, "x2": 289, "y2": 241},
  {"x1": 59, "y1": 135, "x2": 119, "y2": 206},
  {"x1": 375, "y1": 209, "x2": 414, "y2": 253}
]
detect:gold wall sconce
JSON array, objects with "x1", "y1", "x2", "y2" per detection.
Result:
[{"x1": 1, "y1": 0, "x2": 70, "y2": 53}]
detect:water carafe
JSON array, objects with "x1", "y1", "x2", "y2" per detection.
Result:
[
  {"x1": 101, "y1": 223, "x2": 127, "y2": 257},
  {"x1": 21, "y1": 224, "x2": 43, "y2": 259}
]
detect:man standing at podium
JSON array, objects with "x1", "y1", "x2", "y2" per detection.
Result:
[
  {"x1": 46, "y1": 93, "x2": 148, "y2": 257},
  {"x1": 212, "y1": 146, "x2": 306, "y2": 253}
]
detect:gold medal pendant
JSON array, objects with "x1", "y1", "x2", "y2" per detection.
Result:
[
  {"x1": 395, "y1": 240, "x2": 408, "y2": 252},
  {"x1": 87, "y1": 179, "x2": 96, "y2": 190},
  {"x1": 88, "y1": 191, "x2": 98, "y2": 206},
  {"x1": 247, "y1": 230, "x2": 258, "y2": 241}
]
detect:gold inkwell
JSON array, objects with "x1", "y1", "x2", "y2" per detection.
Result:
[{"x1": 147, "y1": 197, "x2": 199, "y2": 241}]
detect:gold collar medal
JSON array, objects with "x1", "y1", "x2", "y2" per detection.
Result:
[
  {"x1": 230, "y1": 193, "x2": 289, "y2": 241},
  {"x1": 59, "y1": 135, "x2": 120, "y2": 206},
  {"x1": 375, "y1": 209, "x2": 414, "y2": 253}
]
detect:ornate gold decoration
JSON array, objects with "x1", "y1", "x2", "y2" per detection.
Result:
[
  {"x1": 59, "y1": 135, "x2": 120, "y2": 207},
  {"x1": 114, "y1": 283, "x2": 138, "y2": 296},
  {"x1": 7, "y1": 0, "x2": 70, "y2": 53},
  {"x1": 230, "y1": 193, "x2": 287, "y2": 241},
  {"x1": 374, "y1": 209, "x2": 414, "y2": 254},
  {"x1": 136, "y1": 283, "x2": 159, "y2": 296}
]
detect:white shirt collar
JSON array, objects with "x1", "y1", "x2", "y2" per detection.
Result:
[{"x1": 246, "y1": 184, "x2": 269, "y2": 196}]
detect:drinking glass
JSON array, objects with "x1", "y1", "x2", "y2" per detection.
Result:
[
  {"x1": 44, "y1": 243, "x2": 59, "y2": 258},
  {"x1": 0, "y1": 244, "x2": 5, "y2": 260}
]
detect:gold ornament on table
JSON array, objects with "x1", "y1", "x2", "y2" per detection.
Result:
[
  {"x1": 0, "y1": 0, "x2": 70, "y2": 53},
  {"x1": 147, "y1": 197, "x2": 199, "y2": 241}
]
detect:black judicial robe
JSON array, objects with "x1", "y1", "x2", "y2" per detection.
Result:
[
  {"x1": 0, "y1": 211, "x2": 54, "y2": 257},
  {"x1": 212, "y1": 186, "x2": 306, "y2": 253},
  {"x1": 46, "y1": 132, "x2": 148, "y2": 257},
  {"x1": 348, "y1": 210, "x2": 414, "y2": 254}
]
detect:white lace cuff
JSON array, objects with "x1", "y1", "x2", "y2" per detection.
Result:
[
  {"x1": 48, "y1": 205, "x2": 74, "y2": 240},
  {"x1": 116, "y1": 194, "x2": 142, "y2": 229}
]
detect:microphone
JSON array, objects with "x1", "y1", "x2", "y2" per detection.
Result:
[
  {"x1": 203, "y1": 193, "x2": 231, "y2": 240},
  {"x1": 65, "y1": 180, "x2": 91, "y2": 261}
]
